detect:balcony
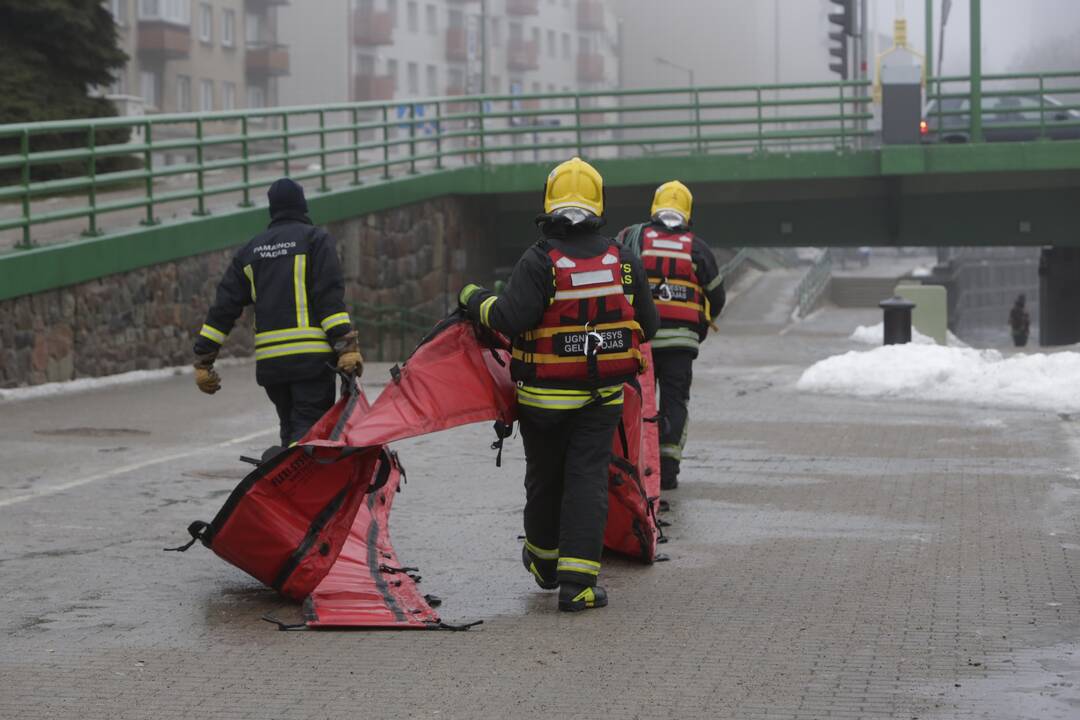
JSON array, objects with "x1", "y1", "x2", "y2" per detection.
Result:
[
  {"x1": 506, "y1": 0, "x2": 539, "y2": 16},
  {"x1": 137, "y1": 21, "x2": 190, "y2": 59},
  {"x1": 508, "y1": 41, "x2": 539, "y2": 72},
  {"x1": 354, "y1": 74, "x2": 396, "y2": 101},
  {"x1": 577, "y1": 53, "x2": 604, "y2": 83},
  {"x1": 244, "y1": 0, "x2": 290, "y2": 7},
  {"x1": 577, "y1": 0, "x2": 605, "y2": 31},
  {"x1": 446, "y1": 26, "x2": 468, "y2": 62},
  {"x1": 246, "y1": 44, "x2": 290, "y2": 77},
  {"x1": 353, "y1": 9, "x2": 394, "y2": 45}
]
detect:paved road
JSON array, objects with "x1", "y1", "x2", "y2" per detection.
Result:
[{"x1": 2, "y1": 270, "x2": 1079, "y2": 719}]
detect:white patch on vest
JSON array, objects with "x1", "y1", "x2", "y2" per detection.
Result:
[
  {"x1": 645, "y1": 230, "x2": 658, "y2": 238},
  {"x1": 570, "y1": 269, "x2": 615, "y2": 287},
  {"x1": 602, "y1": 253, "x2": 618, "y2": 265},
  {"x1": 555, "y1": 256, "x2": 577, "y2": 268},
  {"x1": 652, "y1": 239, "x2": 686, "y2": 251},
  {"x1": 680, "y1": 235, "x2": 692, "y2": 242}
]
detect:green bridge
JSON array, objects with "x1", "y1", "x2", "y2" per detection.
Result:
[{"x1": 2, "y1": 72, "x2": 1079, "y2": 302}]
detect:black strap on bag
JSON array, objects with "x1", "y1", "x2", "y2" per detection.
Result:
[{"x1": 163, "y1": 520, "x2": 210, "y2": 552}]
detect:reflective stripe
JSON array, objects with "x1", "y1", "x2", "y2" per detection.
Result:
[
  {"x1": 651, "y1": 327, "x2": 701, "y2": 350},
  {"x1": 657, "y1": 300, "x2": 705, "y2": 313},
  {"x1": 653, "y1": 278, "x2": 702, "y2": 291},
  {"x1": 320, "y1": 312, "x2": 351, "y2": 332},
  {"x1": 254, "y1": 340, "x2": 333, "y2": 361},
  {"x1": 243, "y1": 264, "x2": 256, "y2": 302},
  {"x1": 706, "y1": 273, "x2": 724, "y2": 291},
  {"x1": 479, "y1": 296, "x2": 497, "y2": 327},
  {"x1": 517, "y1": 385, "x2": 623, "y2": 410},
  {"x1": 552, "y1": 285, "x2": 624, "y2": 301},
  {"x1": 642, "y1": 249, "x2": 693, "y2": 261},
  {"x1": 199, "y1": 324, "x2": 226, "y2": 344},
  {"x1": 557, "y1": 557, "x2": 601, "y2": 576},
  {"x1": 255, "y1": 327, "x2": 328, "y2": 347},
  {"x1": 524, "y1": 320, "x2": 642, "y2": 341},
  {"x1": 293, "y1": 254, "x2": 309, "y2": 328},
  {"x1": 524, "y1": 540, "x2": 558, "y2": 560},
  {"x1": 660, "y1": 443, "x2": 683, "y2": 461},
  {"x1": 512, "y1": 348, "x2": 643, "y2": 366}
]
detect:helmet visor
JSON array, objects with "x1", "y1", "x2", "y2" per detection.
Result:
[
  {"x1": 654, "y1": 209, "x2": 687, "y2": 229},
  {"x1": 553, "y1": 207, "x2": 595, "y2": 225}
]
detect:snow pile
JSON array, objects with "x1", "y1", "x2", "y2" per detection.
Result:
[
  {"x1": 849, "y1": 322, "x2": 968, "y2": 348},
  {"x1": 798, "y1": 344, "x2": 1080, "y2": 413}
]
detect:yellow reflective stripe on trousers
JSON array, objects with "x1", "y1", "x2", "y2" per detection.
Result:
[
  {"x1": 293, "y1": 254, "x2": 309, "y2": 328},
  {"x1": 320, "y1": 312, "x2": 351, "y2": 332},
  {"x1": 199, "y1": 324, "x2": 227, "y2": 344},
  {"x1": 557, "y1": 557, "x2": 601, "y2": 576},
  {"x1": 254, "y1": 327, "x2": 328, "y2": 347},
  {"x1": 243, "y1": 264, "x2": 256, "y2": 302},
  {"x1": 516, "y1": 384, "x2": 623, "y2": 410},
  {"x1": 479, "y1": 296, "x2": 497, "y2": 328},
  {"x1": 651, "y1": 327, "x2": 700, "y2": 350},
  {"x1": 254, "y1": 340, "x2": 332, "y2": 361},
  {"x1": 524, "y1": 540, "x2": 558, "y2": 560}
]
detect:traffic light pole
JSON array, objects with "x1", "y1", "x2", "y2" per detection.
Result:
[{"x1": 970, "y1": 0, "x2": 982, "y2": 142}]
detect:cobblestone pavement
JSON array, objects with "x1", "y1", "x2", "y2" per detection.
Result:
[{"x1": 2, "y1": 270, "x2": 1079, "y2": 719}]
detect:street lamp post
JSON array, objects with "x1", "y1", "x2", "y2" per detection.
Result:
[{"x1": 655, "y1": 56, "x2": 699, "y2": 152}]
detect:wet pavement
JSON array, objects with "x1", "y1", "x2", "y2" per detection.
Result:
[{"x1": 2, "y1": 269, "x2": 1080, "y2": 719}]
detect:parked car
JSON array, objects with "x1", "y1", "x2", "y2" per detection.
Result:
[{"x1": 920, "y1": 94, "x2": 1080, "y2": 143}]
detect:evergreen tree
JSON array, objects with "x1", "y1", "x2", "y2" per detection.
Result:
[{"x1": 0, "y1": 0, "x2": 130, "y2": 180}]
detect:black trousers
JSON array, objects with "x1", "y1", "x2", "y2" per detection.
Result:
[
  {"x1": 263, "y1": 369, "x2": 337, "y2": 446},
  {"x1": 654, "y1": 349, "x2": 695, "y2": 471},
  {"x1": 518, "y1": 400, "x2": 622, "y2": 586}
]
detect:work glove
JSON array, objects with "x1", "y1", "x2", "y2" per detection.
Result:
[
  {"x1": 458, "y1": 283, "x2": 484, "y2": 309},
  {"x1": 334, "y1": 331, "x2": 364, "y2": 378},
  {"x1": 194, "y1": 351, "x2": 221, "y2": 395}
]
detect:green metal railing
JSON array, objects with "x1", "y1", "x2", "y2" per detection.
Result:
[
  {"x1": 925, "y1": 71, "x2": 1080, "y2": 143},
  {"x1": 353, "y1": 302, "x2": 442, "y2": 361},
  {"x1": 794, "y1": 249, "x2": 833, "y2": 319},
  {"x1": 0, "y1": 79, "x2": 874, "y2": 249}
]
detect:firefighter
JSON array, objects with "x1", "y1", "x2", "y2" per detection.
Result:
[
  {"x1": 192, "y1": 178, "x2": 362, "y2": 447},
  {"x1": 459, "y1": 158, "x2": 658, "y2": 612},
  {"x1": 617, "y1": 181, "x2": 725, "y2": 490}
]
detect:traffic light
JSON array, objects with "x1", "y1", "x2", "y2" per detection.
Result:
[{"x1": 828, "y1": 0, "x2": 854, "y2": 79}]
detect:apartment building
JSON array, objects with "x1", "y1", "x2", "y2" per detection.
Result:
[
  {"x1": 278, "y1": 0, "x2": 620, "y2": 106},
  {"x1": 105, "y1": 0, "x2": 290, "y2": 115}
]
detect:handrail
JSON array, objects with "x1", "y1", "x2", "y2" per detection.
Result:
[
  {"x1": 352, "y1": 302, "x2": 441, "y2": 361},
  {"x1": 1, "y1": 71, "x2": 1074, "y2": 250},
  {"x1": 794, "y1": 249, "x2": 833, "y2": 319}
]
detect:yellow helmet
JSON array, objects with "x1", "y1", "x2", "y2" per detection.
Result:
[
  {"x1": 650, "y1": 180, "x2": 693, "y2": 224},
  {"x1": 544, "y1": 157, "x2": 604, "y2": 217}
]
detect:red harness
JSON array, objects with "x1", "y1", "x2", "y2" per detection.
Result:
[{"x1": 640, "y1": 227, "x2": 705, "y2": 327}]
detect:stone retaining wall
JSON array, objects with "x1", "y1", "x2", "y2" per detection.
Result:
[{"x1": 0, "y1": 196, "x2": 495, "y2": 388}]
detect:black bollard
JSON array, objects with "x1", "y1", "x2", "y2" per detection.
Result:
[{"x1": 879, "y1": 296, "x2": 916, "y2": 345}]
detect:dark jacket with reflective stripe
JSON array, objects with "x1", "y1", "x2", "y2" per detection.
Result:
[
  {"x1": 193, "y1": 212, "x2": 352, "y2": 386},
  {"x1": 465, "y1": 216, "x2": 659, "y2": 389}
]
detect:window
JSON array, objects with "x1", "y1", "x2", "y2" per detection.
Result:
[
  {"x1": 386, "y1": 58, "x2": 398, "y2": 87},
  {"x1": 109, "y1": 0, "x2": 128, "y2": 26},
  {"x1": 109, "y1": 69, "x2": 128, "y2": 96},
  {"x1": 448, "y1": 68, "x2": 465, "y2": 92},
  {"x1": 198, "y1": 3, "x2": 212, "y2": 44},
  {"x1": 448, "y1": 9, "x2": 463, "y2": 29},
  {"x1": 200, "y1": 79, "x2": 214, "y2": 111},
  {"x1": 426, "y1": 65, "x2": 437, "y2": 96},
  {"x1": 561, "y1": 32, "x2": 570, "y2": 59},
  {"x1": 406, "y1": 1, "x2": 418, "y2": 32},
  {"x1": 222, "y1": 10, "x2": 235, "y2": 47},
  {"x1": 245, "y1": 12, "x2": 260, "y2": 45},
  {"x1": 547, "y1": 29, "x2": 556, "y2": 58},
  {"x1": 490, "y1": 17, "x2": 501, "y2": 46},
  {"x1": 387, "y1": 0, "x2": 398, "y2": 28},
  {"x1": 490, "y1": 75, "x2": 501, "y2": 93},
  {"x1": 407, "y1": 62, "x2": 419, "y2": 95},
  {"x1": 139, "y1": 70, "x2": 159, "y2": 108},
  {"x1": 138, "y1": 0, "x2": 190, "y2": 25},
  {"x1": 531, "y1": 27, "x2": 540, "y2": 47},
  {"x1": 223, "y1": 82, "x2": 237, "y2": 110},
  {"x1": 247, "y1": 85, "x2": 266, "y2": 108},
  {"x1": 425, "y1": 4, "x2": 437, "y2": 35},
  {"x1": 357, "y1": 54, "x2": 375, "y2": 75},
  {"x1": 509, "y1": 22, "x2": 522, "y2": 44},
  {"x1": 176, "y1": 74, "x2": 192, "y2": 112}
]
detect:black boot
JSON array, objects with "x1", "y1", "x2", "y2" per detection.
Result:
[
  {"x1": 522, "y1": 545, "x2": 558, "y2": 590},
  {"x1": 660, "y1": 457, "x2": 679, "y2": 490},
  {"x1": 558, "y1": 583, "x2": 608, "y2": 612}
]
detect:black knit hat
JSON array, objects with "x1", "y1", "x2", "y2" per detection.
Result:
[{"x1": 267, "y1": 178, "x2": 308, "y2": 216}]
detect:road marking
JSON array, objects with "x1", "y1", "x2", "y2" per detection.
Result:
[{"x1": 0, "y1": 428, "x2": 276, "y2": 510}]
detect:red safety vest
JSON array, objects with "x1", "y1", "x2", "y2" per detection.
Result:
[
  {"x1": 640, "y1": 227, "x2": 705, "y2": 327},
  {"x1": 512, "y1": 241, "x2": 644, "y2": 386}
]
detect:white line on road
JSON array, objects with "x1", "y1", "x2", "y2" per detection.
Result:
[{"x1": 0, "y1": 428, "x2": 276, "y2": 510}]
